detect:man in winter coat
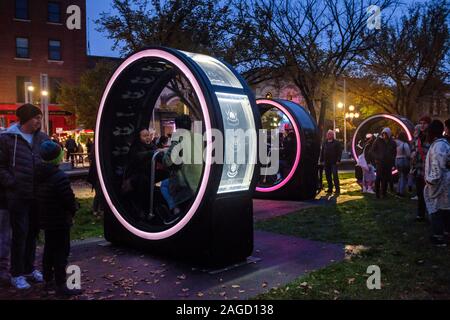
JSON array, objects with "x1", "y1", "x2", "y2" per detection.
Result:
[
  {"x1": 0, "y1": 104, "x2": 49, "y2": 289},
  {"x1": 370, "y1": 127, "x2": 397, "y2": 198},
  {"x1": 320, "y1": 130, "x2": 342, "y2": 194}
]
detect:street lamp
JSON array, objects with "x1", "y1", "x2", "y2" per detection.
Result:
[
  {"x1": 348, "y1": 105, "x2": 355, "y2": 112},
  {"x1": 337, "y1": 102, "x2": 344, "y2": 109},
  {"x1": 41, "y1": 90, "x2": 49, "y2": 135},
  {"x1": 24, "y1": 82, "x2": 34, "y2": 103}
]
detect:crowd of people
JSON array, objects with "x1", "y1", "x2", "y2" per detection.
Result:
[
  {"x1": 50, "y1": 134, "x2": 93, "y2": 167},
  {"x1": 355, "y1": 116, "x2": 450, "y2": 246},
  {"x1": 0, "y1": 102, "x2": 448, "y2": 298}
]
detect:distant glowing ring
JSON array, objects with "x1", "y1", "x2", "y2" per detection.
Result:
[
  {"x1": 256, "y1": 99, "x2": 301, "y2": 192},
  {"x1": 352, "y1": 114, "x2": 413, "y2": 175}
]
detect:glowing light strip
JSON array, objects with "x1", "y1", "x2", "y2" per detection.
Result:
[
  {"x1": 352, "y1": 114, "x2": 413, "y2": 175},
  {"x1": 255, "y1": 99, "x2": 302, "y2": 192},
  {"x1": 95, "y1": 49, "x2": 213, "y2": 240}
]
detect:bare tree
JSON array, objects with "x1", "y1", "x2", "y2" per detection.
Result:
[
  {"x1": 236, "y1": 0, "x2": 398, "y2": 134},
  {"x1": 96, "y1": 0, "x2": 251, "y2": 59},
  {"x1": 359, "y1": 0, "x2": 449, "y2": 119}
]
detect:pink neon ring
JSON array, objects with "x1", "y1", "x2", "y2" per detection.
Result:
[
  {"x1": 256, "y1": 99, "x2": 302, "y2": 192},
  {"x1": 95, "y1": 49, "x2": 213, "y2": 240},
  {"x1": 352, "y1": 114, "x2": 413, "y2": 175}
]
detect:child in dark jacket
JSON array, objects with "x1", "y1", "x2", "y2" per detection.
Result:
[{"x1": 35, "y1": 141, "x2": 82, "y2": 296}]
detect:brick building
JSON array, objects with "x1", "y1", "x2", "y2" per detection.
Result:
[{"x1": 0, "y1": 0, "x2": 88, "y2": 132}]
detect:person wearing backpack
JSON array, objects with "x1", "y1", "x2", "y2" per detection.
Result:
[
  {"x1": 424, "y1": 120, "x2": 450, "y2": 246},
  {"x1": 395, "y1": 131, "x2": 411, "y2": 197}
]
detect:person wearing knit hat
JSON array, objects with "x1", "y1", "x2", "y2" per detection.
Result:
[
  {"x1": 16, "y1": 104, "x2": 42, "y2": 125},
  {"x1": 39, "y1": 140, "x2": 64, "y2": 165},
  {"x1": 35, "y1": 141, "x2": 82, "y2": 296},
  {"x1": 0, "y1": 104, "x2": 49, "y2": 290},
  {"x1": 419, "y1": 115, "x2": 432, "y2": 128}
]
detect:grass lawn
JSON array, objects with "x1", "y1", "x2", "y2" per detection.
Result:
[
  {"x1": 255, "y1": 173, "x2": 450, "y2": 300},
  {"x1": 71, "y1": 198, "x2": 103, "y2": 241}
]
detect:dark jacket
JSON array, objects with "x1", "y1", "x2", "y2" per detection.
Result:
[
  {"x1": 363, "y1": 139, "x2": 375, "y2": 164},
  {"x1": 0, "y1": 124, "x2": 49, "y2": 200},
  {"x1": 129, "y1": 141, "x2": 157, "y2": 177},
  {"x1": 320, "y1": 139, "x2": 342, "y2": 165},
  {"x1": 0, "y1": 184, "x2": 6, "y2": 210},
  {"x1": 35, "y1": 162, "x2": 77, "y2": 230},
  {"x1": 86, "y1": 147, "x2": 98, "y2": 188},
  {"x1": 370, "y1": 137, "x2": 397, "y2": 167},
  {"x1": 65, "y1": 138, "x2": 77, "y2": 152}
]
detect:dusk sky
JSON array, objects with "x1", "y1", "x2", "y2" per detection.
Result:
[
  {"x1": 85, "y1": 0, "x2": 427, "y2": 58},
  {"x1": 86, "y1": 0, "x2": 121, "y2": 57}
]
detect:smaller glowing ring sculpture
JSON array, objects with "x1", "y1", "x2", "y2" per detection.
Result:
[
  {"x1": 256, "y1": 100, "x2": 301, "y2": 193},
  {"x1": 352, "y1": 113, "x2": 414, "y2": 175},
  {"x1": 255, "y1": 99, "x2": 320, "y2": 201}
]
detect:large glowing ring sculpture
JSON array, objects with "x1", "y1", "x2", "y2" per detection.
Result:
[
  {"x1": 352, "y1": 113, "x2": 414, "y2": 174},
  {"x1": 255, "y1": 99, "x2": 320, "y2": 200},
  {"x1": 95, "y1": 47, "x2": 261, "y2": 266}
]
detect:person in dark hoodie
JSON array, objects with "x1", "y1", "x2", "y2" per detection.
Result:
[
  {"x1": 370, "y1": 127, "x2": 397, "y2": 199},
  {"x1": 36, "y1": 140, "x2": 82, "y2": 296},
  {"x1": 0, "y1": 104, "x2": 49, "y2": 290}
]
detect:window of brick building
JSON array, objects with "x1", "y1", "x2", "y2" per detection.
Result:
[
  {"x1": 48, "y1": 40, "x2": 61, "y2": 60},
  {"x1": 48, "y1": 2, "x2": 61, "y2": 23},
  {"x1": 16, "y1": 37, "x2": 29, "y2": 58},
  {"x1": 49, "y1": 77, "x2": 62, "y2": 104},
  {"x1": 16, "y1": 76, "x2": 32, "y2": 103},
  {"x1": 15, "y1": 0, "x2": 29, "y2": 20}
]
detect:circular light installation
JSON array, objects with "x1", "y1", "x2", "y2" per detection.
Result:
[
  {"x1": 352, "y1": 113, "x2": 414, "y2": 175},
  {"x1": 96, "y1": 49, "x2": 213, "y2": 240},
  {"x1": 95, "y1": 47, "x2": 260, "y2": 265},
  {"x1": 255, "y1": 99, "x2": 320, "y2": 201},
  {"x1": 256, "y1": 99, "x2": 301, "y2": 193}
]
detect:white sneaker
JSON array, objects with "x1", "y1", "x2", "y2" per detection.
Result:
[
  {"x1": 367, "y1": 188, "x2": 376, "y2": 194},
  {"x1": 411, "y1": 196, "x2": 418, "y2": 200},
  {"x1": 11, "y1": 276, "x2": 31, "y2": 290},
  {"x1": 25, "y1": 270, "x2": 44, "y2": 283}
]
